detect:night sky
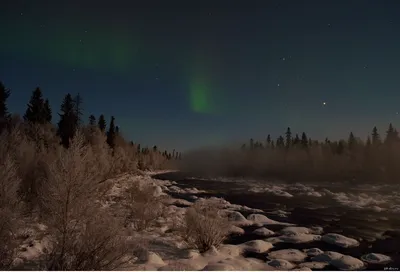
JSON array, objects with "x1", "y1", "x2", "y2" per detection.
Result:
[{"x1": 1, "y1": 1, "x2": 400, "y2": 151}]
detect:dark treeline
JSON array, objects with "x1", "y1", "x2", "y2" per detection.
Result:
[
  {"x1": 0, "y1": 81, "x2": 182, "y2": 171},
  {"x1": 181, "y1": 126, "x2": 400, "y2": 184}
]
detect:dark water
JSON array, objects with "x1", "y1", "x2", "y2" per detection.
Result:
[{"x1": 153, "y1": 172, "x2": 400, "y2": 270}]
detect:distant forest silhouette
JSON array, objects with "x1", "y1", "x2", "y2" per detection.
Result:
[
  {"x1": 181, "y1": 125, "x2": 400, "y2": 183},
  {"x1": 0, "y1": 81, "x2": 182, "y2": 172}
]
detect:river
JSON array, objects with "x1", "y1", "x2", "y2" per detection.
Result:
[{"x1": 153, "y1": 171, "x2": 400, "y2": 270}]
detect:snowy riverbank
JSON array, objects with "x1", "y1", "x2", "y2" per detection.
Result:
[{"x1": 11, "y1": 171, "x2": 394, "y2": 270}]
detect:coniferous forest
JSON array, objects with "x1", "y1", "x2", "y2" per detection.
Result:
[
  {"x1": 0, "y1": 81, "x2": 182, "y2": 173},
  {"x1": 181, "y1": 123, "x2": 400, "y2": 184}
]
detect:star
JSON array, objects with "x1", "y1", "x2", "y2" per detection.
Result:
[
  {"x1": 277, "y1": 83, "x2": 280, "y2": 87},
  {"x1": 396, "y1": 112, "x2": 399, "y2": 115},
  {"x1": 156, "y1": 77, "x2": 159, "y2": 80},
  {"x1": 72, "y1": 68, "x2": 76, "y2": 72},
  {"x1": 20, "y1": 12, "x2": 23, "y2": 16},
  {"x1": 282, "y1": 57, "x2": 286, "y2": 61},
  {"x1": 322, "y1": 102, "x2": 327, "y2": 106}
]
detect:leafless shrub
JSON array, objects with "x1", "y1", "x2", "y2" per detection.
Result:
[
  {"x1": 0, "y1": 138, "x2": 21, "y2": 269},
  {"x1": 37, "y1": 131, "x2": 133, "y2": 270},
  {"x1": 180, "y1": 199, "x2": 230, "y2": 253},
  {"x1": 44, "y1": 212, "x2": 133, "y2": 270},
  {"x1": 123, "y1": 182, "x2": 164, "y2": 231}
]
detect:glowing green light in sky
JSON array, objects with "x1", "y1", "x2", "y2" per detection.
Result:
[
  {"x1": 189, "y1": 78, "x2": 214, "y2": 114},
  {"x1": 190, "y1": 83, "x2": 209, "y2": 113},
  {"x1": 0, "y1": 20, "x2": 140, "y2": 73}
]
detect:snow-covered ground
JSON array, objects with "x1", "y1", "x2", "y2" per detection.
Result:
[{"x1": 10, "y1": 171, "x2": 395, "y2": 270}]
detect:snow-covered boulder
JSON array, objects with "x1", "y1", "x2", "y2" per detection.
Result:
[
  {"x1": 281, "y1": 226, "x2": 312, "y2": 235},
  {"x1": 267, "y1": 259, "x2": 295, "y2": 270},
  {"x1": 293, "y1": 267, "x2": 312, "y2": 271},
  {"x1": 267, "y1": 233, "x2": 321, "y2": 244},
  {"x1": 330, "y1": 255, "x2": 365, "y2": 270},
  {"x1": 218, "y1": 244, "x2": 242, "y2": 257},
  {"x1": 228, "y1": 225, "x2": 245, "y2": 235},
  {"x1": 224, "y1": 211, "x2": 253, "y2": 226},
  {"x1": 247, "y1": 213, "x2": 291, "y2": 225},
  {"x1": 322, "y1": 233, "x2": 360, "y2": 248},
  {"x1": 253, "y1": 227, "x2": 274, "y2": 236},
  {"x1": 201, "y1": 263, "x2": 236, "y2": 270},
  {"x1": 268, "y1": 249, "x2": 308, "y2": 262},
  {"x1": 298, "y1": 262, "x2": 329, "y2": 269},
  {"x1": 311, "y1": 251, "x2": 344, "y2": 262},
  {"x1": 361, "y1": 253, "x2": 392, "y2": 264},
  {"x1": 303, "y1": 248, "x2": 324, "y2": 257},
  {"x1": 238, "y1": 240, "x2": 274, "y2": 253}
]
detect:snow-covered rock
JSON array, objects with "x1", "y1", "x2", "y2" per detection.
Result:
[
  {"x1": 201, "y1": 263, "x2": 235, "y2": 270},
  {"x1": 184, "y1": 249, "x2": 201, "y2": 259},
  {"x1": 330, "y1": 255, "x2": 365, "y2": 270},
  {"x1": 298, "y1": 261, "x2": 329, "y2": 269},
  {"x1": 253, "y1": 227, "x2": 275, "y2": 236},
  {"x1": 311, "y1": 251, "x2": 344, "y2": 262},
  {"x1": 281, "y1": 226, "x2": 312, "y2": 235},
  {"x1": 267, "y1": 233, "x2": 321, "y2": 244},
  {"x1": 166, "y1": 198, "x2": 193, "y2": 206},
  {"x1": 268, "y1": 249, "x2": 308, "y2": 262},
  {"x1": 224, "y1": 211, "x2": 253, "y2": 226},
  {"x1": 293, "y1": 267, "x2": 313, "y2": 271},
  {"x1": 146, "y1": 252, "x2": 165, "y2": 266},
  {"x1": 247, "y1": 213, "x2": 291, "y2": 225},
  {"x1": 228, "y1": 225, "x2": 245, "y2": 235},
  {"x1": 218, "y1": 245, "x2": 242, "y2": 257},
  {"x1": 238, "y1": 240, "x2": 274, "y2": 253},
  {"x1": 303, "y1": 248, "x2": 324, "y2": 257},
  {"x1": 361, "y1": 253, "x2": 392, "y2": 264},
  {"x1": 153, "y1": 185, "x2": 163, "y2": 196},
  {"x1": 322, "y1": 233, "x2": 360, "y2": 248},
  {"x1": 267, "y1": 259, "x2": 295, "y2": 270}
]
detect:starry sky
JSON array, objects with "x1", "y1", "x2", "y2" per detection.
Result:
[{"x1": 1, "y1": 0, "x2": 400, "y2": 151}]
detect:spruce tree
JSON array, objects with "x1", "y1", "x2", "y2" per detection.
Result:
[
  {"x1": 348, "y1": 132, "x2": 356, "y2": 150},
  {"x1": 24, "y1": 87, "x2": 47, "y2": 124},
  {"x1": 372, "y1": 126, "x2": 380, "y2": 146},
  {"x1": 0, "y1": 81, "x2": 11, "y2": 132},
  {"x1": 285, "y1": 127, "x2": 292, "y2": 148},
  {"x1": 88, "y1": 114, "x2": 96, "y2": 126},
  {"x1": 250, "y1": 138, "x2": 254, "y2": 150},
  {"x1": 266, "y1": 134, "x2": 271, "y2": 148},
  {"x1": 57, "y1": 93, "x2": 78, "y2": 148},
  {"x1": 301, "y1": 132, "x2": 308, "y2": 148},
  {"x1": 106, "y1": 116, "x2": 116, "y2": 148},
  {"x1": 385, "y1": 123, "x2": 397, "y2": 145},
  {"x1": 153, "y1": 145, "x2": 158, "y2": 152},
  {"x1": 277, "y1": 136, "x2": 285, "y2": 148},
  {"x1": 43, "y1": 99, "x2": 52, "y2": 122},
  {"x1": 98, "y1": 114, "x2": 106, "y2": 132}
]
